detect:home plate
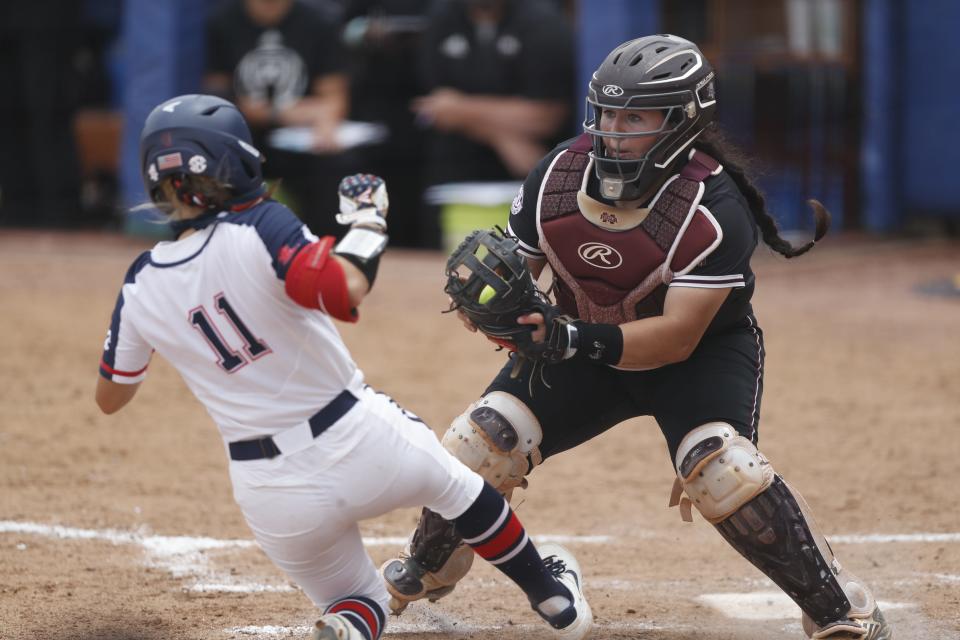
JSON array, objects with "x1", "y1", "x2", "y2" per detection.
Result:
[{"x1": 696, "y1": 592, "x2": 915, "y2": 620}]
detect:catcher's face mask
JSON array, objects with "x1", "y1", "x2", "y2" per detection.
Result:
[{"x1": 584, "y1": 34, "x2": 717, "y2": 200}]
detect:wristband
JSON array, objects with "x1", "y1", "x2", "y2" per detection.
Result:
[
  {"x1": 334, "y1": 227, "x2": 388, "y2": 288},
  {"x1": 569, "y1": 322, "x2": 623, "y2": 365}
]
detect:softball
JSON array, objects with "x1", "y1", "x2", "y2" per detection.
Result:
[{"x1": 478, "y1": 284, "x2": 497, "y2": 304}]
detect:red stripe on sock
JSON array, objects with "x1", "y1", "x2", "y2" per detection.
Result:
[
  {"x1": 329, "y1": 600, "x2": 379, "y2": 637},
  {"x1": 471, "y1": 512, "x2": 524, "y2": 560}
]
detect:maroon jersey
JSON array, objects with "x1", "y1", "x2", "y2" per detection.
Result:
[{"x1": 507, "y1": 135, "x2": 758, "y2": 335}]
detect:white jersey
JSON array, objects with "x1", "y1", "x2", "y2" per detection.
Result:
[{"x1": 100, "y1": 201, "x2": 364, "y2": 443}]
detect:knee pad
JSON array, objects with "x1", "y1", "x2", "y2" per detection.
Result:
[
  {"x1": 441, "y1": 391, "x2": 543, "y2": 492},
  {"x1": 673, "y1": 422, "x2": 775, "y2": 523}
]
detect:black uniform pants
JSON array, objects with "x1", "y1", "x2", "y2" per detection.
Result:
[{"x1": 485, "y1": 322, "x2": 765, "y2": 465}]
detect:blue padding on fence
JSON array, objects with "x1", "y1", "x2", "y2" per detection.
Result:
[
  {"x1": 760, "y1": 169, "x2": 846, "y2": 235},
  {"x1": 903, "y1": 2, "x2": 960, "y2": 215},
  {"x1": 119, "y1": 0, "x2": 210, "y2": 236},
  {"x1": 758, "y1": 170, "x2": 804, "y2": 233},
  {"x1": 576, "y1": 0, "x2": 660, "y2": 126},
  {"x1": 861, "y1": 0, "x2": 900, "y2": 232}
]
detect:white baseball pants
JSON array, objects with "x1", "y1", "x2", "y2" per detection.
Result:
[{"x1": 228, "y1": 385, "x2": 484, "y2": 612}]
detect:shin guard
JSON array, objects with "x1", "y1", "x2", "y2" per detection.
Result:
[{"x1": 715, "y1": 476, "x2": 874, "y2": 629}]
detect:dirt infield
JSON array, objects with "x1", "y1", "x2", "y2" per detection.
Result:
[{"x1": 1, "y1": 230, "x2": 959, "y2": 640}]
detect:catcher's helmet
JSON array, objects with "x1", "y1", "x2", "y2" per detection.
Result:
[
  {"x1": 139, "y1": 94, "x2": 265, "y2": 207},
  {"x1": 584, "y1": 34, "x2": 717, "y2": 200}
]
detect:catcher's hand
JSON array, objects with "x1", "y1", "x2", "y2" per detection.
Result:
[
  {"x1": 335, "y1": 173, "x2": 388, "y2": 231},
  {"x1": 444, "y1": 228, "x2": 573, "y2": 363},
  {"x1": 515, "y1": 311, "x2": 579, "y2": 364}
]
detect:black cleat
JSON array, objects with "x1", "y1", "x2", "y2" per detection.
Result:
[{"x1": 382, "y1": 558, "x2": 426, "y2": 597}]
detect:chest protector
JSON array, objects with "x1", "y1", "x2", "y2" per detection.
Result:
[{"x1": 538, "y1": 135, "x2": 723, "y2": 324}]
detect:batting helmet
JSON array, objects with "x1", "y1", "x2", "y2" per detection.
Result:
[
  {"x1": 139, "y1": 94, "x2": 265, "y2": 208},
  {"x1": 584, "y1": 34, "x2": 717, "y2": 200}
]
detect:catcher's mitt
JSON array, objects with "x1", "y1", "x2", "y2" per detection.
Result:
[{"x1": 445, "y1": 228, "x2": 571, "y2": 362}]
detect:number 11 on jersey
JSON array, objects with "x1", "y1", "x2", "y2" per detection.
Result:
[{"x1": 188, "y1": 293, "x2": 271, "y2": 373}]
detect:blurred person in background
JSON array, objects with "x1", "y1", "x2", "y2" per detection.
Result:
[
  {"x1": 341, "y1": 0, "x2": 433, "y2": 247},
  {"x1": 72, "y1": 0, "x2": 124, "y2": 228},
  {"x1": 413, "y1": 0, "x2": 575, "y2": 248},
  {"x1": 0, "y1": 1, "x2": 82, "y2": 227},
  {"x1": 204, "y1": 0, "x2": 351, "y2": 237}
]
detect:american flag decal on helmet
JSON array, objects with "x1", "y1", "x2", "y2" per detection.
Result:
[{"x1": 157, "y1": 152, "x2": 183, "y2": 171}]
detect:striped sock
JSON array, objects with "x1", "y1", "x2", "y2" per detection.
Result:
[
  {"x1": 325, "y1": 595, "x2": 385, "y2": 640},
  {"x1": 453, "y1": 482, "x2": 569, "y2": 604}
]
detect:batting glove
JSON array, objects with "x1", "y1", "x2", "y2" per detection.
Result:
[{"x1": 336, "y1": 173, "x2": 388, "y2": 231}]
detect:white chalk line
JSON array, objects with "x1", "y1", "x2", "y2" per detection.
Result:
[
  {"x1": 4, "y1": 519, "x2": 960, "y2": 596},
  {"x1": 0, "y1": 520, "x2": 258, "y2": 581},
  {"x1": 831, "y1": 532, "x2": 960, "y2": 544},
  {"x1": 227, "y1": 619, "x2": 684, "y2": 637},
  {"x1": 7, "y1": 519, "x2": 957, "y2": 551},
  {"x1": 5, "y1": 520, "x2": 950, "y2": 637},
  {"x1": 0, "y1": 520, "x2": 611, "y2": 593},
  {"x1": 0, "y1": 521, "x2": 611, "y2": 549},
  {"x1": 190, "y1": 583, "x2": 296, "y2": 593}
]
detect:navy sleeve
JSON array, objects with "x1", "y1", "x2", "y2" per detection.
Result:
[{"x1": 237, "y1": 202, "x2": 317, "y2": 280}]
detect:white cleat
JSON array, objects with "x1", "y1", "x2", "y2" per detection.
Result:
[
  {"x1": 310, "y1": 613, "x2": 365, "y2": 640},
  {"x1": 533, "y1": 543, "x2": 593, "y2": 640}
]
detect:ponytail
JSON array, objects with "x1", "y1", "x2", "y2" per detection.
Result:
[{"x1": 696, "y1": 128, "x2": 830, "y2": 258}]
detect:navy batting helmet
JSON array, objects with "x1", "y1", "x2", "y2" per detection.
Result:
[
  {"x1": 139, "y1": 94, "x2": 265, "y2": 207},
  {"x1": 584, "y1": 35, "x2": 717, "y2": 200}
]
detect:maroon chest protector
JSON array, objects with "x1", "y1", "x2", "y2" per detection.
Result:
[{"x1": 538, "y1": 135, "x2": 723, "y2": 324}]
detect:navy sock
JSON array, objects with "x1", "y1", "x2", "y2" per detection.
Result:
[
  {"x1": 325, "y1": 595, "x2": 385, "y2": 640},
  {"x1": 453, "y1": 482, "x2": 568, "y2": 604}
]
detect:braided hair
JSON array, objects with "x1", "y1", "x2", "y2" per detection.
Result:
[{"x1": 695, "y1": 128, "x2": 830, "y2": 258}]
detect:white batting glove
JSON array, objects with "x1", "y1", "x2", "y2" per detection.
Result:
[{"x1": 336, "y1": 173, "x2": 388, "y2": 231}]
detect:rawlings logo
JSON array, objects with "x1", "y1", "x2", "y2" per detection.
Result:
[
  {"x1": 602, "y1": 84, "x2": 624, "y2": 97},
  {"x1": 577, "y1": 242, "x2": 623, "y2": 269}
]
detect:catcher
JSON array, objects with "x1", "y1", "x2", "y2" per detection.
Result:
[{"x1": 382, "y1": 35, "x2": 894, "y2": 640}]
